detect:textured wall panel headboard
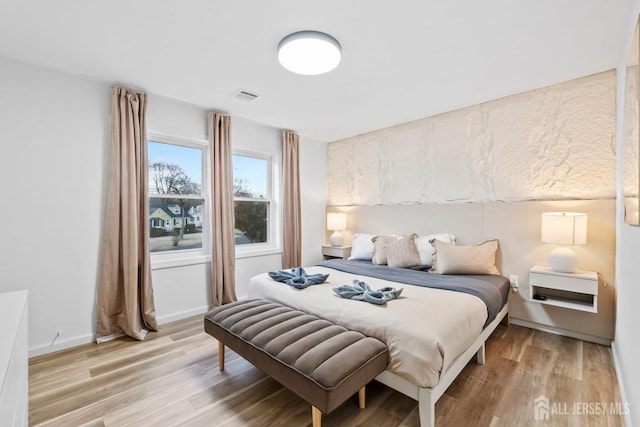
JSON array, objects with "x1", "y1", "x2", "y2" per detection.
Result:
[{"x1": 328, "y1": 71, "x2": 616, "y2": 206}]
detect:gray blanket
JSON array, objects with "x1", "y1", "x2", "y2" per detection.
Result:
[{"x1": 318, "y1": 259, "x2": 509, "y2": 327}]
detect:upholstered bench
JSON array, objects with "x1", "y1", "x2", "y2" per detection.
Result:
[{"x1": 204, "y1": 299, "x2": 389, "y2": 427}]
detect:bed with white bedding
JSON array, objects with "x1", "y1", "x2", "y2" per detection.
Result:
[{"x1": 248, "y1": 259, "x2": 510, "y2": 426}]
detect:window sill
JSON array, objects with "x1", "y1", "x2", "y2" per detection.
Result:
[
  {"x1": 150, "y1": 247, "x2": 281, "y2": 269},
  {"x1": 151, "y1": 253, "x2": 211, "y2": 270},
  {"x1": 235, "y1": 247, "x2": 282, "y2": 260}
]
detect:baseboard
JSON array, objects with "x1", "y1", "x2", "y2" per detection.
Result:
[
  {"x1": 611, "y1": 341, "x2": 634, "y2": 427},
  {"x1": 156, "y1": 305, "x2": 210, "y2": 325},
  {"x1": 95, "y1": 333, "x2": 124, "y2": 344},
  {"x1": 29, "y1": 306, "x2": 220, "y2": 358},
  {"x1": 510, "y1": 318, "x2": 612, "y2": 346},
  {"x1": 29, "y1": 333, "x2": 94, "y2": 358}
]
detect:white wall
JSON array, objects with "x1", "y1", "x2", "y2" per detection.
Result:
[
  {"x1": 329, "y1": 71, "x2": 616, "y2": 206},
  {"x1": 300, "y1": 136, "x2": 328, "y2": 266},
  {"x1": 0, "y1": 57, "x2": 108, "y2": 354},
  {"x1": 0, "y1": 56, "x2": 327, "y2": 355},
  {"x1": 614, "y1": 3, "x2": 640, "y2": 425}
]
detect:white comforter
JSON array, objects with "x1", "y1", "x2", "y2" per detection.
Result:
[{"x1": 248, "y1": 266, "x2": 488, "y2": 388}]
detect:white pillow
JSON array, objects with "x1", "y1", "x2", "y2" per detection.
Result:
[
  {"x1": 347, "y1": 233, "x2": 375, "y2": 260},
  {"x1": 415, "y1": 233, "x2": 456, "y2": 267}
]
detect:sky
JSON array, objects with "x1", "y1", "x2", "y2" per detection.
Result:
[
  {"x1": 233, "y1": 154, "x2": 268, "y2": 198},
  {"x1": 149, "y1": 141, "x2": 202, "y2": 186},
  {"x1": 148, "y1": 141, "x2": 268, "y2": 197}
]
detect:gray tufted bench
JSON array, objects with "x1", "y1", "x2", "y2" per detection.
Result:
[{"x1": 204, "y1": 299, "x2": 389, "y2": 427}]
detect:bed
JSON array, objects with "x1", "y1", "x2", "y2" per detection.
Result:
[{"x1": 248, "y1": 259, "x2": 510, "y2": 427}]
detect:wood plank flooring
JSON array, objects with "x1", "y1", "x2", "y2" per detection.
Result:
[{"x1": 29, "y1": 316, "x2": 625, "y2": 426}]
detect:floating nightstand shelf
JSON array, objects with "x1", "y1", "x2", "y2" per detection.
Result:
[
  {"x1": 322, "y1": 245, "x2": 351, "y2": 260},
  {"x1": 529, "y1": 265, "x2": 598, "y2": 313}
]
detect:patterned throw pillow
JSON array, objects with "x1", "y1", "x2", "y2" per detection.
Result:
[
  {"x1": 371, "y1": 235, "x2": 397, "y2": 265},
  {"x1": 385, "y1": 234, "x2": 421, "y2": 268}
]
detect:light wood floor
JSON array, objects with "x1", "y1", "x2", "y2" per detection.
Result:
[{"x1": 29, "y1": 316, "x2": 624, "y2": 427}]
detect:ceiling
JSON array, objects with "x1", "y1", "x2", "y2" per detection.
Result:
[{"x1": 0, "y1": 1, "x2": 632, "y2": 142}]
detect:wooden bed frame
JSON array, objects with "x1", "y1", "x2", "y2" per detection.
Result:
[{"x1": 374, "y1": 303, "x2": 510, "y2": 427}]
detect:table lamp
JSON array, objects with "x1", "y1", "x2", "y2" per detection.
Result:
[
  {"x1": 327, "y1": 213, "x2": 347, "y2": 247},
  {"x1": 541, "y1": 212, "x2": 587, "y2": 273}
]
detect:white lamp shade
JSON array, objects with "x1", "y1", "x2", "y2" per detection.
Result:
[
  {"x1": 541, "y1": 212, "x2": 587, "y2": 245},
  {"x1": 278, "y1": 31, "x2": 341, "y2": 75},
  {"x1": 327, "y1": 213, "x2": 347, "y2": 231}
]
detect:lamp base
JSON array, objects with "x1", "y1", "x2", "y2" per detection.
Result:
[
  {"x1": 547, "y1": 247, "x2": 579, "y2": 273},
  {"x1": 330, "y1": 231, "x2": 343, "y2": 247}
]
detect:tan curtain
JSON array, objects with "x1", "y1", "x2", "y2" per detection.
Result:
[
  {"x1": 96, "y1": 87, "x2": 158, "y2": 341},
  {"x1": 209, "y1": 112, "x2": 237, "y2": 306},
  {"x1": 282, "y1": 131, "x2": 302, "y2": 268}
]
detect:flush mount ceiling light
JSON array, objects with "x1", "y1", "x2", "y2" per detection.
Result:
[{"x1": 277, "y1": 31, "x2": 341, "y2": 75}]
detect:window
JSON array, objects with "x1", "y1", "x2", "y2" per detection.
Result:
[
  {"x1": 148, "y1": 136, "x2": 206, "y2": 254},
  {"x1": 233, "y1": 153, "x2": 272, "y2": 247}
]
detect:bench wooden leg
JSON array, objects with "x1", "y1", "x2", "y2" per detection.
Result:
[
  {"x1": 312, "y1": 406, "x2": 322, "y2": 427},
  {"x1": 218, "y1": 341, "x2": 225, "y2": 371},
  {"x1": 358, "y1": 387, "x2": 366, "y2": 409}
]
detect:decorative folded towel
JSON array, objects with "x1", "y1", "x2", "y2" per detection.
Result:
[
  {"x1": 333, "y1": 279, "x2": 403, "y2": 305},
  {"x1": 268, "y1": 267, "x2": 329, "y2": 289}
]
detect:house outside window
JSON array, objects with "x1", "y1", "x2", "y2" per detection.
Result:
[
  {"x1": 233, "y1": 152, "x2": 273, "y2": 249},
  {"x1": 148, "y1": 135, "x2": 207, "y2": 255}
]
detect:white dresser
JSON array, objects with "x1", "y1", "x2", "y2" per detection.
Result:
[{"x1": 0, "y1": 291, "x2": 28, "y2": 427}]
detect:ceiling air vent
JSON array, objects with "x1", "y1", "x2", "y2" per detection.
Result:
[{"x1": 232, "y1": 89, "x2": 259, "y2": 102}]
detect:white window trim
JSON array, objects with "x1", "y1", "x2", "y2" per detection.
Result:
[
  {"x1": 233, "y1": 149, "x2": 282, "y2": 258},
  {"x1": 148, "y1": 132, "x2": 211, "y2": 270}
]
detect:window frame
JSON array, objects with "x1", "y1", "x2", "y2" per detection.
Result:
[
  {"x1": 233, "y1": 149, "x2": 281, "y2": 258},
  {"x1": 148, "y1": 132, "x2": 211, "y2": 270}
]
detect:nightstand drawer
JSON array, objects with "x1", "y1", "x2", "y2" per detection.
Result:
[
  {"x1": 529, "y1": 271, "x2": 598, "y2": 295},
  {"x1": 322, "y1": 246, "x2": 351, "y2": 259},
  {"x1": 529, "y1": 265, "x2": 598, "y2": 313}
]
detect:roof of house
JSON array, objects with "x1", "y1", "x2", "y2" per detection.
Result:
[{"x1": 149, "y1": 202, "x2": 195, "y2": 219}]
